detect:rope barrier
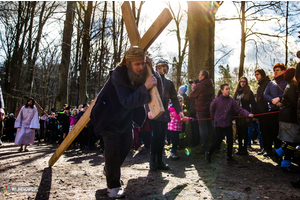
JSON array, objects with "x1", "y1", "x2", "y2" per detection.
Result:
[{"x1": 194, "y1": 110, "x2": 280, "y2": 121}]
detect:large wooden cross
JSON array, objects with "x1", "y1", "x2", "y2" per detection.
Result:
[{"x1": 48, "y1": 2, "x2": 172, "y2": 167}]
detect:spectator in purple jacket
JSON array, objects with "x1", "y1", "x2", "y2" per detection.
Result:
[
  {"x1": 205, "y1": 84, "x2": 254, "y2": 164},
  {"x1": 190, "y1": 70, "x2": 216, "y2": 154}
]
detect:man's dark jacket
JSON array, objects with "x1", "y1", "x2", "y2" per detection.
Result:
[
  {"x1": 256, "y1": 76, "x2": 270, "y2": 114},
  {"x1": 190, "y1": 78, "x2": 215, "y2": 113},
  {"x1": 59, "y1": 113, "x2": 70, "y2": 133},
  {"x1": 91, "y1": 65, "x2": 152, "y2": 137}
]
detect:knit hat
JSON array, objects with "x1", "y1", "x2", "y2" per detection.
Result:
[
  {"x1": 283, "y1": 68, "x2": 295, "y2": 81},
  {"x1": 119, "y1": 46, "x2": 145, "y2": 66},
  {"x1": 179, "y1": 85, "x2": 188, "y2": 96}
]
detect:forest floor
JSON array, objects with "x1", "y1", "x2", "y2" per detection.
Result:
[{"x1": 1, "y1": 139, "x2": 300, "y2": 200}]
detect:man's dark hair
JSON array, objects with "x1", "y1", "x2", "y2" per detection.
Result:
[
  {"x1": 200, "y1": 70, "x2": 209, "y2": 79},
  {"x1": 25, "y1": 98, "x2": 35, "y2": 108},
  {"x1": 255, "y1": 68, "x2": 266, "y2": 78}
]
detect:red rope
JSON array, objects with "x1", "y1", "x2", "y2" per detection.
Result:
[{"x1": 194, "y1": 111, "x2": 280, "y2": 121}]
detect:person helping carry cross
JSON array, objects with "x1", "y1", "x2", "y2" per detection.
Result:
[{"x1": 91, "y1": 46, "x2": 159, "y2": 198}]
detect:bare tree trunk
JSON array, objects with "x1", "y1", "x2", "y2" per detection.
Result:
[
  {"x1": 112, "y1": 1, "x2": 118, "y2": 67},
  {"x1": 70, "y1": 4, "x2": 82, "y2": 107},
  {"x1": 9, "y1": 2, "x2": 31, "y2": 112},
  {"x1": 187, "y1": 1, "x2": 218, "y2": 82},
  {"x1": 238, "y1": 1, "x2": 246, "y2": 79},
  {"x1": 118, "y1": 18, "x2": 124, "y2": 62},
  {"x1": 26, "y1": 1, "x2": 36, "y2": 94},
  {"x1": 98, "y1": 2, "x2": 107, "y2": 89},
  {"x1": 79, "y1": 1, "x2": 92, "y2": 105},
  {"x1": 56, "y1": 1, "x2": 75, "y2": 110}
]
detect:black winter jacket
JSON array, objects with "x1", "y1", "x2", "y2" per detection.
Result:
[
  {"x1": 279, "y1": 83, "x2": 298, "y2": 123},
  {"x1": 256, "y1": 76, "x2": 271, "y2": 114}
]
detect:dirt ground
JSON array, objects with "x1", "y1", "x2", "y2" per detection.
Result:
[{"x1": 1, "y1": 140, "x2": 300, "y2": 200}]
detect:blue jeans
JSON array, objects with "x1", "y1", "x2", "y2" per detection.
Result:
[
  {"x1": 196, "y1": 112, "x2": 216, "y2": 151},
  {"x1": 248, "y1": 122, "x2": 262, "y2": 146}
]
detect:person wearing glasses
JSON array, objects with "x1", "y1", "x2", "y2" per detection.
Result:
[
  {"x1": 233, "y1": 77, "x2": 256, "y2": 156},
  {"x1": 263, "y1": 63, "x2": 287, "y2": 157}
]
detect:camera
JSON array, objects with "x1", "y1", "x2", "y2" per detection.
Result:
[{"x1": 188, "y1": 79, "x2": 200, "y2": 84}]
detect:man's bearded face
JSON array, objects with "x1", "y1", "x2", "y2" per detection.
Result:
[{"x1": 127, "y1": 59, "x2": 147, "y2": 88}]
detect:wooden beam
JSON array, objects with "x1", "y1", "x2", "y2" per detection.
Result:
[
  {"x1": 139, "y1": 8, "x2": 172, "y2": 51},
  {"x1": 48, "y1": 99, "x2": 96, "y2": 167},
  {"x1": 146, "y1": 64, "x2": 164, "y2": 119},
  {"x1": 121, "y1": 1, "x2": 140, "y2": 45}
]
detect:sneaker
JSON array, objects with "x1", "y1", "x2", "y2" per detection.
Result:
[
  {"x1": 107, "y1": 187, "x2": 125, "y2": 198},
  {"x1": 227, "y1": 157, "x2": 238, "y2": 164},
  {"x1": 205, "y1": 151, "x2": 211, "y2": 163},
  {"x1": 170, "y1": 153, "x2": 180, "y2": 160}
]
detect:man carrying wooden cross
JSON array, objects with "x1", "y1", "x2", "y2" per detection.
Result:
[{"x1": 90, "y1": 46, "x2": 160, "y2": 198}]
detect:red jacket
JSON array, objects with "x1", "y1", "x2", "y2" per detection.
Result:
[{"x1": 190, "y1": 78, "x2": 215, "y2": 112}]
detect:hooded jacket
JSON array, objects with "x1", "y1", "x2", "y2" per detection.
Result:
[
  {"x1": 190, "y1": 78, "x2": 214, "y2": 112},
  {"x1": 91, "y1": 65, "x2": 152, "y2": 136}
]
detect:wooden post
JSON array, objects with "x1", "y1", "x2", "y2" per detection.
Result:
[{"x1": 49, "y1": 2, "x2": 172, "y2": 167}]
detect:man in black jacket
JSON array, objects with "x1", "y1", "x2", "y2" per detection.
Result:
[
  {"x1": 91, "y1": 46, "x2": 157, "y2": 198},
  {"x1": 147, "y1": 60, "x2": 183, "y2": 170}
]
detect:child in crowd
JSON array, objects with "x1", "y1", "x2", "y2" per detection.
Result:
[
  {"x1": 168, "y1": 95, "x2": 193, "y2": 159},
  {"x1": 69, "y1": 109, "x2": 80, "y2": 148},
  {"x1": 205, "y1": 84, "x2": 254, "y2": 163},
  {"x1": 47, "y1": 113, "x2": 58, "y2": 144}
]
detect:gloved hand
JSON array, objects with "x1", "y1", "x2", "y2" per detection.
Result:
[{"x1": 189, "y1": 117, "x2": 195, "y2": 122}]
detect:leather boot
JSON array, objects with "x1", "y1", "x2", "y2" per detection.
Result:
[
  {"x1": 150, "y1": 153, "x2": 157, "y2": 170},
  {"x1": 156, "y1": 154, "x2": 169, "y2": 170}
]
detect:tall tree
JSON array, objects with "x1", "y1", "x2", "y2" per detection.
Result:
[
  {"x1": 56, "y1": 1, "x2": 76, "y2": 110},
  {"x1": 187, "y1": 1, "x2": 222, "y2": 82},
  {"x1": 238, "y1": 1, "x2": 246, "y2": 79},
  {"x1": 79, "y1": 1, "x2": 93, "y2": 105}
]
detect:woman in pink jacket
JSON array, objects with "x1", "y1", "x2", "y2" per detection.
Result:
[{"x1": 168, "y1": 95, "x2": 193, "y2": 159}]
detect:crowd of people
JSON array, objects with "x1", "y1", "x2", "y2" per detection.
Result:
[
  {"x1": 0, "y1": 102, "x2": 102, "y2": 153},
  {"x1": 1, "y1": 45, "x2": 300, "y2": 198}
]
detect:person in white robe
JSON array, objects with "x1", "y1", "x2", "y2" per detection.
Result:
[{"x1": 14, "y1": 98, "x2": 40, "y2": 152}]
